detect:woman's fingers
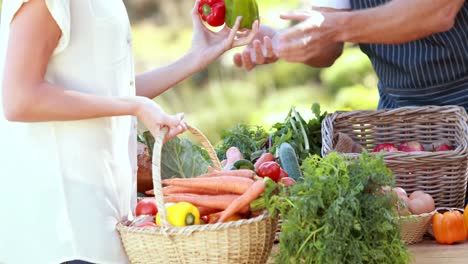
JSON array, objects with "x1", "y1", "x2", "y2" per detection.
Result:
[
  {"x1": 233, "y1": 20, "x2": 259, "y2": 47},
  {"x1": 225, "y1": 16, "x2": 243, "y2": 48},
  {"x1": 191, "y1": 0, "x2": 205, "y2": 29}
]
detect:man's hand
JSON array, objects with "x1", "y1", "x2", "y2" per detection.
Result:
[
  {"x1": 233, "y1": 25, "x2": 279, "y2": 71},
  {"x1": 272, "y1": 9, "x2": 342, "y2": 66}
]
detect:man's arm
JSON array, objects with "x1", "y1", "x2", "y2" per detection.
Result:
[{"x1": 334, "y1": 0, "x2": 465, "y2": 44}]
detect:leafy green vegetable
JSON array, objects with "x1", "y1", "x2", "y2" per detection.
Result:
[
  {"x1": 215, "y1": 123, "x2": 268, "y2": 161},
  {"x1": 269, "y1": 103, "x2": 327, "y2": 164},
  {"x1": 214, "y1": 103, "x2": 326, "y2": 166},
  {"x1": 160, "y1": 137, "x2": 210, "y2": 179},
  {"x1": 267, "y1": 152, "x2": 410, "y2": 264},
  {"x1": 140, "y1": 131, "x2": 210, "y2": 179}
]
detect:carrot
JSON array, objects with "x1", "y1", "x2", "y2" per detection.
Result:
[
  {"x1": 162, "y1": 185, "x2": 226, "y2": 196},
  {"x1": 197, "y1": 169, "x2": 255, "y2": 179},
  {"x1": 162, "y1": 176, "x2": 254, "y2": 194},
  {"x1": 207, "y1": 211, "x2": 243, "y2": 224},
  {"x1": 217, "y1": 180, "x2": 266, "y2": 223},
  {"x1": 164, "y1": 194, "x2": 240, "y2": 210},
  {"x1": 254, "y1": 152, "x2": 275, "y2": 171},
  {"x1": 197, "y1": 206, "x2": 221, "y2": 217}
]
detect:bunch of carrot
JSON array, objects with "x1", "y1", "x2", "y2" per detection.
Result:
[{"x1": 161, "y1": 169, "x2": 267, "y2": 223}]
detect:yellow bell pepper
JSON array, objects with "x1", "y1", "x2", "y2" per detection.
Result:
[{"x1": 156, "y1": 202, "x2": 200, "y2": 227}]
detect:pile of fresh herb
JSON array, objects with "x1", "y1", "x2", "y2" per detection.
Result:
[
  {"x1": 267, "y1": 152, "x2": 410, "y2": 264},
  {"x1": 215, "y1": 123, "x2": 268, "y2": 161},
  {"x1": 215, "y1": 103, "x2": 326, "y2": 164}
]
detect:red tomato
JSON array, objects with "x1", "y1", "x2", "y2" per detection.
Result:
[
  {"x1": 135, "y1": 198, "x2": 158, "y2": 216},
  {"x1": 280, "y1": 177, "x2": 296, "y2": 186},
  {"x1": 279, "y1": 169, "x2": 289, "y2": 178},
  {"x1": 136, "y1": 221, "x2": 157, "y2": 228},
  {"x1": 257, "y1": 161, "x2": 281, "y2": 182},
  {"x1": 200, "y1": 215, "x2": 209, "y2": 224}
]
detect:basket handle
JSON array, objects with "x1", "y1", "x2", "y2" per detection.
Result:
[{"x1": 151, "y1": 124, "x2": 222, "y2": 227}]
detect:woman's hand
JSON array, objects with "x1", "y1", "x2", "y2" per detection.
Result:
[
  {"x1": 132, "y1": 97, "x2": 187, "y2": 142},
  {"x1": 190, "y1": 0, "x2": 259, "y2": 68},
  {"x1": 233, "y1": 25, "x2": 279, "y2": 71}
]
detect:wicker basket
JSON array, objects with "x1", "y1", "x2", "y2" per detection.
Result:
[
  {"x1": 322, "y1": 106, "x2": 468, "y2": 208},
  {"x1": 117, "y1": 125, "x2": 277, "y2": 264},
  {"x1": 397, "y1": 211, "x2": 435, "y2": 244}
]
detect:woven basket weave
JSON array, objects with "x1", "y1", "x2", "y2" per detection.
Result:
[
  {"x1": 397, "y1": 211, "x2": 435, "y2": 244},
  {"x1": 117, "y1": 125, "x2": 277, "y2": 264},
  {"x1": 322, "y1": 106, "x2": 468, "y2": 208}
]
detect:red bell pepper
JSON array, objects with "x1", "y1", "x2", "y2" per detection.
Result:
[
  {"x1": 257, "y1": 161, "x2": 281, "y2": 182},
  {"x1": 198, "y1": 0, "x2": 226, "y2": 27}
]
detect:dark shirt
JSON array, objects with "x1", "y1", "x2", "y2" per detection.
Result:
[{"x1": 350, "y1": 0, "x2": 468, "y2": 110}]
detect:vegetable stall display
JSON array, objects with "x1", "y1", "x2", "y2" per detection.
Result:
[{"x1": 133, "y1": 105, "x2": 468, "y2": 263}]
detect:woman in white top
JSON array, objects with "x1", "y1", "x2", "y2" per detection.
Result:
[{"x1": 0, "y1": 0, "x2": 258, "y2": 263}]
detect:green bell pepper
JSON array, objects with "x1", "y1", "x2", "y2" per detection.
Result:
[{"x1": 225, "y1": 0, "x2": 259, "y2": 30}]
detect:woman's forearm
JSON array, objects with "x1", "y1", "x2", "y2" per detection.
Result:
[
  {"x1": 135, "y1": 51, "x2": 203, "y2": 99},
  {"x1": 3, "y1": 81, "x2": 138, "y2": 122},
  {"x1": 334, "y1": 0, "x2": 464, "y2": 44}
]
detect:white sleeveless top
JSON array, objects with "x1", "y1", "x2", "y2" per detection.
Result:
[{"x1": 0, "y1": 1, "x2": 137, "y2": 263}]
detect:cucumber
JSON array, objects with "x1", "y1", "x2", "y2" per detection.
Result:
[
  {"x1": 231, "y1": 159, "x2": 255, "y2": 171},
  {"x1": 279, "y1": 143, "x2": 302, "y2": 181}
]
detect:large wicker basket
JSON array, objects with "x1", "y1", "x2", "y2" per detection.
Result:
[
  {"x1": 117, "y1": 125, "x2": 277, "y2": 264},
  {"x1": 322, "y1": 106, "x2": 468, "y2": 208}
]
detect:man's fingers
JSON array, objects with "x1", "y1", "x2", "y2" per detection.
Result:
[
  {"x1": 241, "y1": 49, "x2": 255, "y2": 71},
  {"x1": 264, "y1": 36, "x2": 275, "y2": 58},
  {"x1": 253, "y1": 40, "x2": 265, "y2": 64},
  {"x1": 233, "y1": 53, "x2": 243, "y2": 67},
  {"x1": 279, "y1": 10, "x2": 311, "y2": 21},
  {"x1": 275, "y1": 37, "x2": 310, "y2": 58}
]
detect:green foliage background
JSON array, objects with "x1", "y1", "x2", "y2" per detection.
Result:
[{"x1": 0, "y1": 0, "x2": 379, "y2": 143}]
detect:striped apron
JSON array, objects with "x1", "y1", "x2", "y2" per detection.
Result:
[
  {"x1": 349, "y1": 0, "x2": 468, "y2": 204},
  {"x1": 350, "y1": 0, "x2": 468, "y2": 110}
]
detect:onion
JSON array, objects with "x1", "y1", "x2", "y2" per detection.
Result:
[
  {"x1": 392, "y1": 187, "x2": 408, "y2": 199},
  {"x1": 407, "y1": 193, "x2": 435, "y2": 215},
  {"x1": 409, "y1": 190, "x2": 426, "y2": 200}
]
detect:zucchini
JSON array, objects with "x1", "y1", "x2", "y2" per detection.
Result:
[
  {"x1": 279, "y1": 143, "x2": 302, "y2": 181},
  {"x1": 231, "y1": 159, "x2": 255, "y2": 171}
]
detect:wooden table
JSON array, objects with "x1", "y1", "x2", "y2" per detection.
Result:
[
  {"x1": 269, "y1": 239, "x2": 468, "y2": 263},
  {"x1": 409, "y1": 239, "x2": 468, "y2": 264}
]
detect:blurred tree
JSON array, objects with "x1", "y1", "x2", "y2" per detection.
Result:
[{"x1": 123, "y1": 0, "x2": 192, "y2": 26}]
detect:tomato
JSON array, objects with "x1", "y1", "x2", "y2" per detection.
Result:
[
  {"x1": 279, "y1": 169, "x2": 289, "y2": 178},
  {"x1": 135, "y1": 198, "x2": 158, "y2": 216},
  {"x1": 136, "y1": 221, "x2": 157, "y2": 228},
  {"x1": 200, "y1": 215, "x2": 209, "y2": 224},
  {"x1": 280, "y1": 177, "x2": 296, "y2": 186},
  {"x1": 256, "y1": 161, "x2": 281, "y2": 182}
]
